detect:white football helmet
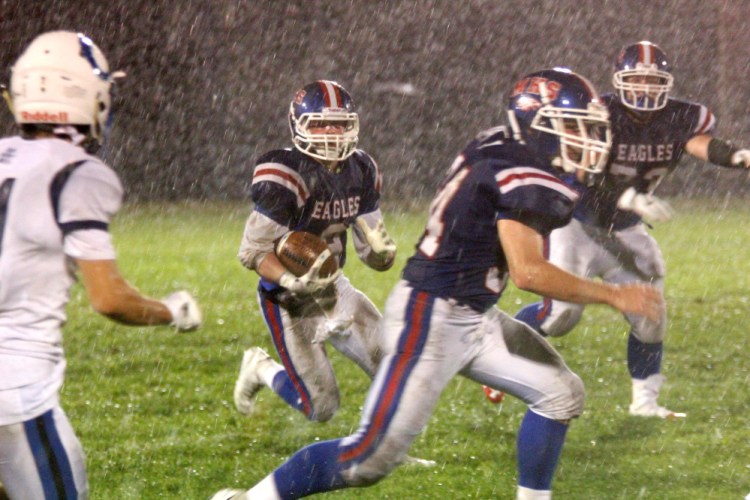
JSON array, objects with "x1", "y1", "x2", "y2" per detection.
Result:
[{"x1": 9, "y1": 31, "x2": 123, "y2": 145}]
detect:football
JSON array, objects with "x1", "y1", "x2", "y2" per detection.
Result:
[{"x1": 275, "y1": 231, "x2": 338, "y2": 278}]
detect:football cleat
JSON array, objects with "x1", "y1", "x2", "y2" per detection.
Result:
[
  {"x1": 628, "y1": 374, "x2": 686, "y2": 419},
  {"x1": 483, "y1": 385, "x2": 505, "y2": 404},
  {"x1": 233, "y1": 347, "x2": 272, "y2": 415},
  {"x1": 209, "y1": 488, "x2": 245, "y2": 500}
]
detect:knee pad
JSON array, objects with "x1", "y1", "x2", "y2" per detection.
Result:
[
  {"x1": 627, "y1": 308, "x2": 666, "y2": 343},
  {"x1": 531, "y1": 370, "x2": 585, "y2": 421}
]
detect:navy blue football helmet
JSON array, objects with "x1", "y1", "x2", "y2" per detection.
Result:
[
  {"x1": 288, "y1": 80, "x2": 359, "y2": 162},
  {"x1": 508, "y1": 68, "x2": 611, "y2": 173},
  {"x1": 613, "y1": 41, "x2": 673, "y2": 111}
]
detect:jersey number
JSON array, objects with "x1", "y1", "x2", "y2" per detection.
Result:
[
  {"x1": 418, "y1": 168, "x2": 469, "y2": 257},
  {"x1": 0, "y1": 178, "x2": 15, "y2": 256}
]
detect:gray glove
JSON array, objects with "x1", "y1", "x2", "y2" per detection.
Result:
[{"x1": 617, "y1": 187, "x2": 674, "y2": 223}]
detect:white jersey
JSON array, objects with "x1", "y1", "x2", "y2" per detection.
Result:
[{"x1": 0, "y1": 136, "x2": 122, "y2": 422}]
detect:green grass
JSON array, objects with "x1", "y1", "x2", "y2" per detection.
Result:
[{"x1": 60, "y1": 199, "x2": 750, "y2": 499}]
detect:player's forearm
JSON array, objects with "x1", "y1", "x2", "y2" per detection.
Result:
[
  {"x1": 510, "y1": 260, "x2": 616, "y2": 307},
  {"x1": 88, "y1": 279, "x2": 171, "y2": 326},
  {"x1": 255, "y1": 252, "x2": 290, "y2": 284},
  {"x1": 77, "y1": 259, "x2": 172, "y2": 326}
]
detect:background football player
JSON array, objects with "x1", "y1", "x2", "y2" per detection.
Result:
[
  {"x1": 234, "y1": 80, "x2": 399, "y2": 424},
  {"x1": 510, "y1": 41, "x2": 750, "y2": 418},
  {"x1": 213, "y1": 68, "x2": 663, "y2": 500},
  {"x1": 0, "y1": 31, "x2": 201, "y2": 499}
]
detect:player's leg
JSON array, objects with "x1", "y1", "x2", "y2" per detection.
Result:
[
  {"x1": 321, "y1": 276, "x2": 383, "y2": 378},
  {"x1": 604, "y1": 225, "x2": 681, "y2": 418},
  {"x1": 489, "y1": 221, "x2": 594, "y2": 406},
  {"x1": 234, "y1": 289, "x2": 339, "y2": 421},
  {"x1": 0, "y1": 406, "x2": 88, "y2": 499},
  {"x1": 222, "y1": 283, "x2": 474, "y2": 498},
  {"x1": 464, "y1": 308, "x2": 584, "y2": 498}
]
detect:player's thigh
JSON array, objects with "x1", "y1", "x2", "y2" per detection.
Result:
[
  {"x1": 328, "y1": 277, "x2": 384, "y2": 375},
  {"x1": 344, "y1": 291, "x2": 475, "y2": 480},
  {"x1": 465, "y1": 308, "x2": 585, "y2": 420},
  {"x1": 603, "y1": 224, "x2": 665, "y2": 284},
  {"x1": 0, "y1": 407, "x2": 88, "y2": 500},
  {"x1": 548, "y1": 220, "x2": 599, "y2": 277},
  {"x1": 258, "y1": 293, "x2": 338, "y2": 396}
]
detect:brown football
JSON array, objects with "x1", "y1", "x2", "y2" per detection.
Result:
[{"x1": 275, "y1": 231, "x2": 338, "y2": 278}]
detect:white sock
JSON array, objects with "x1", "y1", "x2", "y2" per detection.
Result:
[
  {"x1": 247, "y1": 473, "x2": 281, "y2": 500},
  {"x1": 517, "y1": 485, "x2": 552, "y2": 500}
]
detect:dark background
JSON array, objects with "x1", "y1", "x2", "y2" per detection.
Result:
[{"x1": 1, "y1": 0, "x2": 748, "y2": 202}]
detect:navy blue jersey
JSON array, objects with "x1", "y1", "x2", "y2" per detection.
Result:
[
  {"x1": 251, "y1": 147, "x2": 382, "y2": 269},
  {"x1": 402, "y1": 127, "x2": 578, "y2": 312},
  {"x1": 572, "y1": 94, "x2": 715, "y2": 229}
]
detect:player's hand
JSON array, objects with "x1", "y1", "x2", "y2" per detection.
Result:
[
  {"x1": 355, "y1": 218, "x2": 397, "y2": 258},
  {"x1": 731, "y1": 149, "x2": 750, "y2": 168},
  {"x1": 278, "y1": 249, "x2": 341, "y2": 294},
  {"x1": 610, "y1": 283, "x2": 664, "y2": 322},
  {"x1": 162, "y1": 291, "x2": 202, "y2": 331},
  {"x1": 617, "y1": 187, "x2": 674, "y2": 223}
]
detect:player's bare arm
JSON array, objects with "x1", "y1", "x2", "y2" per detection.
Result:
[
  {"x1": 77, "y1": 259, "x2": 200, "y2": 329},
  {"x1": 498, "y1": 219, "x2": 663, "y2": 321}
]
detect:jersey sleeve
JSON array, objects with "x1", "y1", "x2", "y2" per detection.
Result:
[
  {"x1": 493, "y1": 166, "x2": 578, "y2": 236},
  {"x1": 690, "y1": 103, "x2": 716, "y2": 137},
  {"x1": 353, "y1": 150, "x2": 381, "y2": 215},
  {"x1": 59, "y1": 160, "x2": 123, "y2": 260},
  {"x1": 250, "y1": 159, "x2": 309, "y2": 227}
]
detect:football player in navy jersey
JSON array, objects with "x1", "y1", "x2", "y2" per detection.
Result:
[
  {"x1": 233, "y1": 80, "x2": 401, "y2": 424},
  {"x1": 0, "y1": 31, "x2": 201, "y2": 499},
  {"x1": 512, "y1": 41, "x2": 750, "y2": 419},
  {"x1": 212, "y1": 68, "x2": 663, "y2": 500}
]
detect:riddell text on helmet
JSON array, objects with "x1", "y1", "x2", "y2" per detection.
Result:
[{"x1": 20, "y1": 111, "x2": 69, "y2": 122}]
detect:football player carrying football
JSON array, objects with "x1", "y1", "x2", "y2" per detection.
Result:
[
  {"x1": 212, "y1": 68, "x2": 663, "y2": 500},
  {"x1": 234, "y1": 80, "x2": 398, "y2": 423},
  {"x1": 0, "y1": 31, "x2": 201, "y2": 499},
  {"x1": 512, "y1": 41, "x2": 750, "y2": 419}
]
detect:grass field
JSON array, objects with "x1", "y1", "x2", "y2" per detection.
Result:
[{"x1": 60, "y1": 199, "x2": 750, "y2": 499}]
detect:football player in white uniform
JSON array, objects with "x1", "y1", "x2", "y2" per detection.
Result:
[
  {"x1": 233, "y1": 81, "x2": 399, "y2": 424},
  {"x1": 213, "y1": 69, "x2": 663, "y2": 500},
  {"x1": 0, "y1": 31, "x2": 201, "y2": 499}
]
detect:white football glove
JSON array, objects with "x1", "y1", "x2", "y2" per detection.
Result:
[
  {"x1": 278, "y1": 249, "x2": 340, "y2": 294},
  {"x1": 162, "y1": 291, "x2": 202, "y2": 331},
  {"x1": 617, "y1": 187, "x2": 674, "y2": 223},
  {"x1": 355, "y1": 218, "x2": 397, "y2": 256},
  {"x1": 731, "y1": 149, "x2": 750, "y2": 168}
]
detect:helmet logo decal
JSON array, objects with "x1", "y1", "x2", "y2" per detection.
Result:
[
  {"x1": 20, "y1": 111, "x2": 69, "y2": 123},
  {"x1": 511, "y1": 77, "x2": 562, "y2": 101},
  {"x1": 78, "y1": 34, "x2": 110, "y2": 81},
  {"x1": 294, "y1": 88, "x2": 306, "y2": 105}
]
